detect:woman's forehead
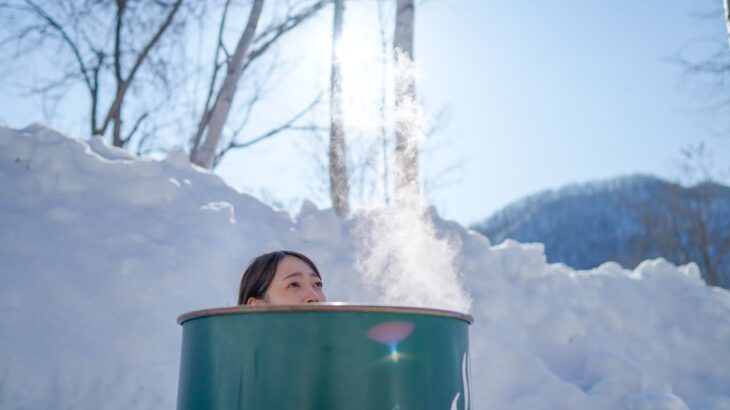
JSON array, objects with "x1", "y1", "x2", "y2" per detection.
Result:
[{"x1": 276, "y1": 256, "x2": 316, "y2": 275}]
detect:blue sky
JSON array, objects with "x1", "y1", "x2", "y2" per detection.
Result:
[
  {"x1": 411, "y1": 0, "x2": 730, "y2": 223},
  {"x1": 2, "y1": 0, "x2": 729, "y2": 225},
  {"x1": 220, "y1": 0, "x2": 730, "y2": 224}
]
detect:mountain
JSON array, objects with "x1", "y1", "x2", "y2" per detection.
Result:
[{"x1": 471, "y1": 175, "x2": 730, "y2": 287}]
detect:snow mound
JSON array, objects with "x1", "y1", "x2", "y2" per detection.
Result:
[{"x1": 1, "y1": 125, "x2": 729, "y2": 409}]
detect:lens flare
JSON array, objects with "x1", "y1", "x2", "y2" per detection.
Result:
[
  {"x1": 388, "y1": 343, "x2": 401, "y2": 362},
  {"x1": 367, "y1": 321, "x2": 415, "y2": 344},
  {"x1": 367, "y1": 321, "x2": 415, "y2": 363}
]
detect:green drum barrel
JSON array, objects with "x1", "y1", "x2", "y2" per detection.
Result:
[{"x1": 177, "y1": 303, "x2": 473, "y2": 410}]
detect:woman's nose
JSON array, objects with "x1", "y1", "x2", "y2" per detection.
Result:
[{"x1": 304, "y1": 287, "x2": 321, "y2": 303}]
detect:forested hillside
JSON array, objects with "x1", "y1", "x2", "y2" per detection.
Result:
[{"x1": 472, "y1": 175, "x2": 730, "y2": 287}]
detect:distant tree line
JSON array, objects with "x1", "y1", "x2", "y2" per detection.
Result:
[{"x1": 472, "y1": 174, "x2": 730, "y2": 288}]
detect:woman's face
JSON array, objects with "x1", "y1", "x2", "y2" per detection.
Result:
[{"x1": 248, "y1": 255, "x2": 327, "y2": 305}]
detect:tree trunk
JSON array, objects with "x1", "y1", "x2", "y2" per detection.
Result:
[
  {"x1": 191, "y1": 0, "x2": 265, "y2": 169},
  {"x1": 329, "y1": 0, "x2": 350, "y2": 215},
  {"x1": 377, "y1": 0, "x2": 390, "y2": 206},
  {"x1": 393, "y1": 0, "x2": 419, "y2": 206},
  {"x1": 112, "y1": 108, "x2": 123, "y2": 147},
  {"x1": 697, "y1": 185, "x2": 718, "y2": 286},
  {"x1": 722, "y1": 0, "x2": 730, "y2": 50}
]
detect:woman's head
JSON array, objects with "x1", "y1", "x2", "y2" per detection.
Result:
[{"x1": 238, "y1": 250, "x2": 326, "y2": 305}]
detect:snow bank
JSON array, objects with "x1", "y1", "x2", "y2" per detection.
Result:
[{"x1": 1, "y1": 125, "x2": 729, "y2": 409}]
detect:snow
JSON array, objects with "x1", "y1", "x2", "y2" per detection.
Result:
[{"x1": 1, "y1": 124, "x2": 730, "y2": 409}]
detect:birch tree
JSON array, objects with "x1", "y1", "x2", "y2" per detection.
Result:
[
  {"x1": 189, "y1": 0, "x2": 264, "y2": 169},
  {"x1": 393, "y1": 0, "x2": 419, "y2": 205},
  {"x1": 0, "y1": 0, "x2": 185, "y2": 148},
  {"x1": 189, "y1": 0, "x2": 329, "y2": 169},
  {"x1": 329, "y1": 0, "x2": 350, "y2": 215}
]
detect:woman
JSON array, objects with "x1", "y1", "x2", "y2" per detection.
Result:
[{"x1": 238, "y1": 250, "x2": 327, "y2": 305}]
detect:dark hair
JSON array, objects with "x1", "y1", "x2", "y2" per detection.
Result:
[{"x1": 238, "y1": 250, "x2": 321, "y2": 305}]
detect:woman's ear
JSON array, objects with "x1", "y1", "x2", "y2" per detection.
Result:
[{"x1": 247, "y1": 296, "x2": 264, "y2": 305}]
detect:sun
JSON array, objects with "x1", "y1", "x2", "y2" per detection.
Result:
[
  {"x1": 334, "y1": 29, "x2": 380, "y2": 67},
  {"x1": 333, "y1": 29, "x2": 388, "y2": 131}
]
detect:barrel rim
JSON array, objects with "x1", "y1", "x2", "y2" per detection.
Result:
[{"x1": 178, "y1": 303, "x2": 474, "y2": 325}]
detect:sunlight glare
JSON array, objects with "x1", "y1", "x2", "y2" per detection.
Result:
[{"x1": 334, "y1": 29, "x2": 387, "y2": 131}]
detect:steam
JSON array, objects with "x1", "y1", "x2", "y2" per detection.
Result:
[
  {"x1": 346, "y1": 40, "x2": 470, "y2": 313},
  {"x1": 355, "y1": 206, "x2": 472, "y2": 313}
]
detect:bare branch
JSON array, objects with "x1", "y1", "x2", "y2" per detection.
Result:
[
  {"x1": 0, "y1": 23, "x2": 44, "y2": 49},
  {"x1": 24, "y1": 0, "x2": 93, "y2": 94},
  {"x1": 228, "y1": 83, "x2": 262, "y2": 143},
  {"x1": 243, "y1": 0, "x2": 329, "y2": 73},
  {"x1": 213, "y1": 93, "x2": 323, "y2": 167},
  {"x1": 122, "y1": 111, "x2": 150, "y2": 145},
  {"x1": 25, "y1": 69, "x2": 81, "y2": 94},
  {"x1": 0, "y1": 3, "x2": 33, "y2": 12},
  {"x1": 219, "y1": 40, "x2": 231, "y2": 60},
  {"x1": 114, "y1": 0, "x2": 125, "y2": 84},
  {"x1": 91, "y1": 51, "x2": 104, "y2": 133},
  {"x1": 231, "y1": 93, "x2": 323, "y2": 149},
  {"x1": 100, "y1": 0, "x2": 183, "y2": 135},
  {"x1": 424, "y1": 105, "x2": 452, "y2": 139},
  {"x1": 191, "y1": 0, "x2": 232, "y2": 153},
  {"x1": 126, "y1": 0, "x2": 183, "y2": 84}
]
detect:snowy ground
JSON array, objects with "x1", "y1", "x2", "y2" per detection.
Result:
[{"x1": 1, "y1": 124, "x2": 729, "y2": 409}]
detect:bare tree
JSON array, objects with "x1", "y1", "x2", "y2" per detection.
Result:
[
  {"x1": 670, "y1": 3, "x2": 730, "y2": 135},
  {"x1": 188, "y1": 0, "x2": 330, "y2": 169},
  {"x1": 328, "y1": 0, "x2": 349, "y2": 215},
  {"x1": 672, "y1": 144, "x2": 730, "y2": 286},
  {"x1": 655, "y1": 185, "x2": 729, "y2": 287},
  {"x1": 634, "y1": 144, "x2": 730, "y2": 287},
  {"x1": 0, "y1": 0, "x2": 186, "y2": 148},
  {"x1": 189, "y1": 0, "x2": 264, "y2": 169},
  {"x1": 393, "y1": 0, "x2": 419, "y2": 206}
]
